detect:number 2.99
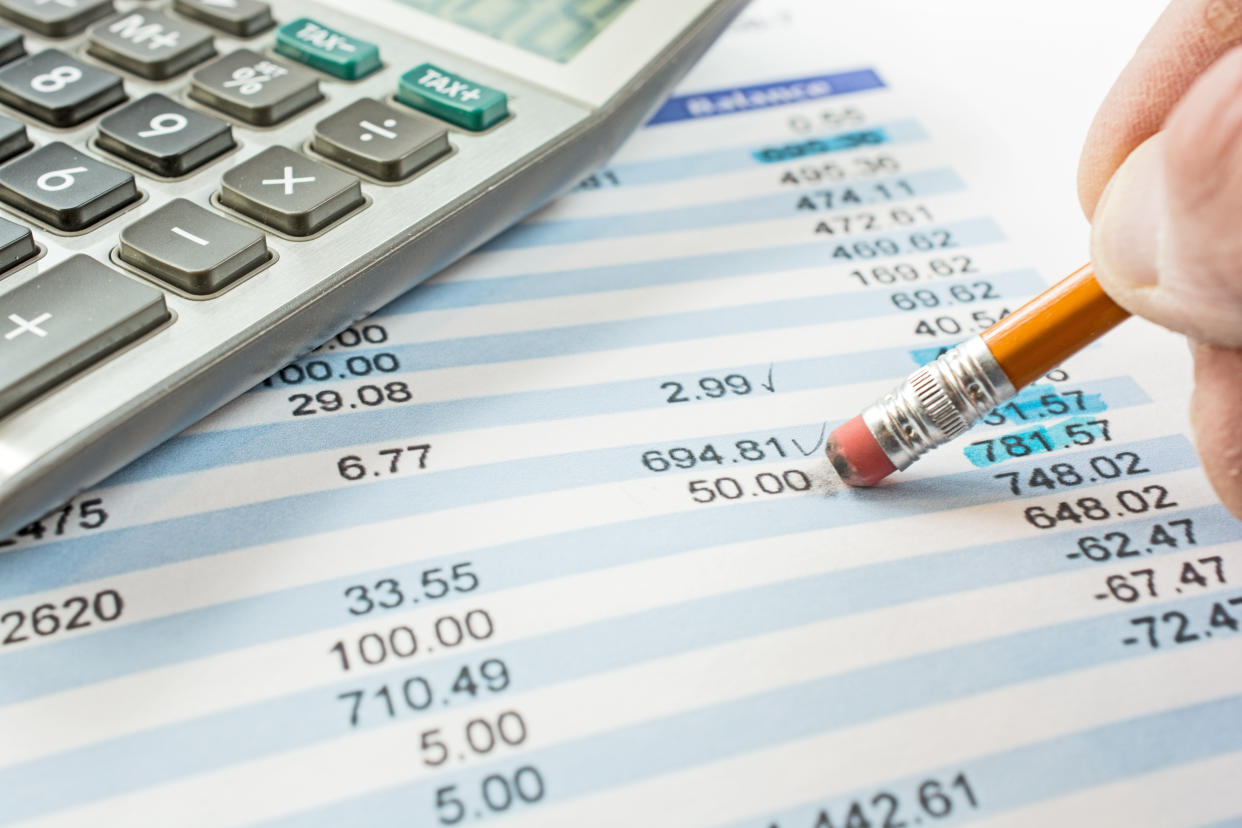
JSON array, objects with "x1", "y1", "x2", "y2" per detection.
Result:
[{"x1": 662, "y1": 375, "x2": 752, "y2": 403}]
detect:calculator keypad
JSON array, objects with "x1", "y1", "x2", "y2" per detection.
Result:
[
  {"x1": 0, "y1": 0, "x2": 112, "y2": 38},
  {"x1": 189, "y1": 50, "x2": 320, "y2": 126},
  {"x1": 312, "y1": 98, "x2": 448, "y2": 181},
  {"x1": 220, "y1": 146, "x2": 362, "y2": 236},
  {"x1": 172, "y1": 0, "x2": 273, "y2": 38},
  {"x1": 0, "y1": 50, "x2": 125, "y2": 126},
  {"x1": 86, "y1": 10, "x2": 216, "y2": 80},
  {"x1": 0, "y1": 255, "x2": 167, "y2": 417},
  {"x1": 98, "y1": 93, "x2": 234, "y2": 177},
  {"x1": 0, "y1": 0, "x2": 513, "y2": 427},
  {"x1": 0, "y1": 141, "x2": 137, "y2": 230},
  {"x1": 119, "y1": 198, "x2": 267, "y2": 294}
]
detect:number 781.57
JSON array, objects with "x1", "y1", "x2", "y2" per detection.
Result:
[{"x1": 969, "y1": 419, "x2": 1111, "y2": 463}]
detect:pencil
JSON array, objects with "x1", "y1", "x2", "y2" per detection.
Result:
[{"x1": 825, "y1": 264, "x2": 1133, "y2": 486}]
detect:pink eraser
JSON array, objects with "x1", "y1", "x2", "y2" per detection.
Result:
[{"x1": 825, "y1": 415, "x2": 897, "y2": 487}]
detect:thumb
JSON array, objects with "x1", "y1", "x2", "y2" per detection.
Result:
[
  {"x1": 1191, "y1": 343, "x2": 1242, "y2": 519},
  {"x1": 1090, "y1": 46, "x2": 1242, "y2": 348}
]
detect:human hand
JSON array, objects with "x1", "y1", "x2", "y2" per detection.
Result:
[{"x1": 1079, "y1": 0, "x2": 1242, "y2": 518}]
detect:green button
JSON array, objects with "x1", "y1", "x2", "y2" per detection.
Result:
[
  {"x1": 397, "y1": 63, "x2": 508, "y2": 131},
  {"x1": 274, "y1": 18, "x2": 380, "y2": 80}
]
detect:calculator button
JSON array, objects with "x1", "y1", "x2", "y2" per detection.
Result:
[
  {"x1": 0, "y1": 25, "x2": 23, "y2": 66},
  {"x1": 397, "y1": 62, "x2": 508, "y2": 131},
  {"x1": 0, "y1": 0, "x2": 111, "y2": 37},
  {"x1": 98, "y1": 93, "x2": 233, "y2": 176},
  {"x1": 87, "y1": 10, "x2": 215, "y2": 80},
  {"x1": 0, "y1": 113, "x2": 29, "y2": 163},
  {"x1": 312, "y1": 99, "x2": 448, "y2": 181},
  {"x1": 189, "y1": 50, "x2": 320, "y2": 126},
  {"x1": 0, "y1": 215, "x2": 35, "y2": 276},
  {"x1": 274, "y1": 18, "x2": 380, "y2": 81},
  {"x1": 172, "y1": 0, "x2": 272, "y2": 38},
  {"x1": 0, "y1": 255, "x2": 167, "y2": 417},
  {"x1": 220, "y1": 146, "x2": 362, "y2": 236},
  {"x1": 0, "y1": 142, "x2": 137, "y2": 231},
  {"x1": 119, "y1": 198, "x2": 266, "y2": 294},
  {"x1": 0, "y1": 50, "x2": 125, "y2": 127}
]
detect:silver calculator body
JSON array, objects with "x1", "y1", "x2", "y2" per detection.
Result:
[{"x1": 0, "y1": 0, "x2": 747, "y2": 535}]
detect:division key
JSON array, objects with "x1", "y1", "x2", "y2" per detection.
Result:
[{"x1": 0, "y1": 255, "x2": 167, "y2": 417}]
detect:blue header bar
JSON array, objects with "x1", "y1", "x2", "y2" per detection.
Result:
[{"x1": 648, "y1": 69, "x2": 886, "y2": 125}]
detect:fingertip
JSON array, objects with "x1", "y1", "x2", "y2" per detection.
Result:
[
  {"x1": 1190, "y1": 342, "x2": 1242, "y2": 521},
  {"x1": 1162, "y1": 44, "x2": 1242, "y2": 207},
  {"x1": 1077, "y1": 0, "x2": 1242, "y2": 217},
  {"x1": 1078, "y1": 144, "x2": 1115, "y2": 219},
  {"x1": 1091, "y1": 46, "x2": 1242, "y2": 349},
  {"x1": 1089, "y1": 135, "x2": 1165, "y2": 297}
]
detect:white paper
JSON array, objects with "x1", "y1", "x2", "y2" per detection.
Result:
[{"x1": 4, "y1": 2, "x2": 1242, "y2": 826}]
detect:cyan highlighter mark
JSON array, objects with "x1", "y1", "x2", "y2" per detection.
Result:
[
  {"x1": 752, "y1": 127, "x2": 889, "y2": 164},
  {"x1": 961, "y1": 383, "x2": 1115, "y2": 468},
  {"x1": 609, "y1": 119, "x2": 926, "y2": 186},
  {"x1": 965, "y1": 414, "x2": 1114, "y2": 468},
  {"x1": 983, "y1": 384, "x2": 1109, "y2": 426}
]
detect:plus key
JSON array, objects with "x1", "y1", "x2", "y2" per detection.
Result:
[{"x1": 0, "y1": 256, "x2": 168, "y2": 417}]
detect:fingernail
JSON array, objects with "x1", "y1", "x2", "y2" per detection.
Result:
[{"x1": 1091, "y1": 136, "x2": 1166, "y2": 288}]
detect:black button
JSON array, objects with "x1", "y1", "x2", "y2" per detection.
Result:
[
  {"x1": 98, "y1": 94, "x2": 234, "y2": 177},
  {"x1": 312, "y1": 98, "x2": 450, "y2": 181},
  {"x1": 0, "y1": 113, "x2": 29, "y2": 163},
  {"x1": 172, "y1": 0, "x2": 272, "y2": 37},
  {"x1": 0, "y1": 0, "x2": 112, "y2": 37},
  {"x1": 188, "y1": 50, "x2": 319, "y2": 127},
  {"x1": 0, "y1": 50, "x2": 125, "y2": 127},
  {"x1": 0, "y1": 25, "x2": 24, "y2": 65},
  {"x1": 0, "y1": 214, "x2": 35, "y2": 276},
  {"x1": 86, "y1": 10, "x2": 216, "y2": 80},
  {"x1": 220, "y1": 146, "x2": 362, "y2": 236},
  {"x1": 0, "y1": 142, "x2": 138, "y2": 231},
  {"x1": 119, "y1": 198, "x2": 267, "y2": 294}
]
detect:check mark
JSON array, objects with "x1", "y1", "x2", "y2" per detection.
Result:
[{"x1": 791, "y1": 422, "x2": 827, "y2": 456}]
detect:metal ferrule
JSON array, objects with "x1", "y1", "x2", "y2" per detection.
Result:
[{"x1": 862, "y1": 336, "x2": 1017, "y2": 471}]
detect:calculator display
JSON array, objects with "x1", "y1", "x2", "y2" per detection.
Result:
[{"x1": 397, "y1": 0, "x2": 636, "y2": 62}]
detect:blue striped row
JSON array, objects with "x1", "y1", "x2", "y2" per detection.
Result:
[
  {"x1": 731, "y1": 693, "x2": 1242, "y2": 828},
  {"x1": 117, "y1": 257, "x2": 1032, "y2": 489},
  {"x1": 480, "y1": 167, "x2": 961, "y2": 251},
  {"x1": 388, "y1": 214, "x2": 1000, "y2": 321},
  {"x1": 1, "y1": 432, "x2": 1210, "y2": 708},
  {"x1": 0, "y1": 371, "x2": 1152, "y2": 601},
  {"x1": 256, "y1": 594, "x2": 1242, "y2": 827},
  {"x1": 3, "y1": 477, "x2": 1237, "y2": 820},
  {"x1": 608, "y1": 119, "x2": 924, "y2": 186}
]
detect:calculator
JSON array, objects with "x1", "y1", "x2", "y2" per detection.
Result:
[{"x1": 0, "y1": 0, "x2": 747, "y2": 535}]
